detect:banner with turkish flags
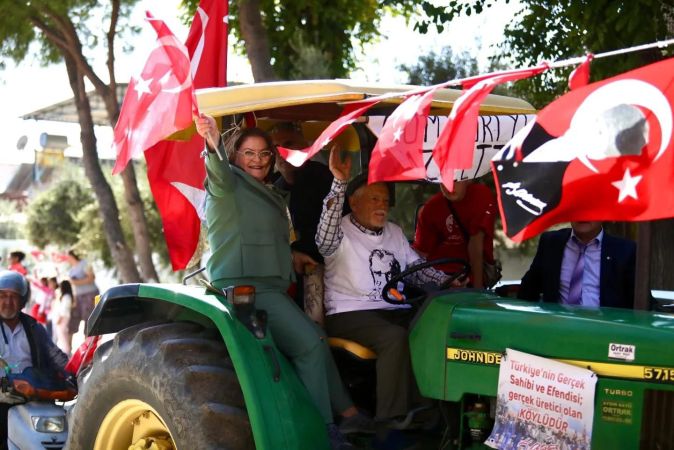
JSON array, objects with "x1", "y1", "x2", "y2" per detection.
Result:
[
  {"x1": 360, "y1": 67, "x2": 546, "y2": 188},
  {"x1": 145, "y1": 0, "x2": 228, "y2": 270},
  {"x1": 368, "y1": 88, "x2": 438, "y2": 183},
  {"x1": 493, "y1": 57, "x2": 674, "y2": 241},
  {"x1": 112, "y1": 12, "x2": 199, "y2": 175},
  {"x1": 276, "y1": 85, "x2": 442, "y2": 167},
  {"x1": 367, "y1": 114, "x2": 535, "y2": 181},
  {"x1": 433, "y1": 65, "x2": 549, "y2": 191}
]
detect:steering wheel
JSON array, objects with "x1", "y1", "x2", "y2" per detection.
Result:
[{"x1": 381, "y1": 257, "x2": 470, "y2": 305}]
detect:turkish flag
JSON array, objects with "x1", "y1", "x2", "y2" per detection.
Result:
[
  {"x1": 433, "y1": 65, "x2": 548, "y2": 191},
  {"x1": 65, "y1": 335, "x2": 100, "y2": 376},
  {"x1": 368, "y1": 87, "x2": 437, "y2": 183},
  {"x1": 277, "y1": 100, "x2": 379, "y2": 167},
  {"x1": 493, "y1": 57, "x2": 674, "y2": 241},
  {"x1": 145, "y1": 0, "x2": 228, "y2": 270},
  {"x1": 112, "y1": 12, "x2": 199, "y2": 175}
]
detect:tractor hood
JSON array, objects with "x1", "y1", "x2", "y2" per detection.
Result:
[{"x1": 409, "y1": 290, "x2": 674, "y2": 401}]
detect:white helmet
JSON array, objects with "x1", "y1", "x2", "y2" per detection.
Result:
[{"x1": 0, "y1": 270, "x2": 29, "y2": 308}]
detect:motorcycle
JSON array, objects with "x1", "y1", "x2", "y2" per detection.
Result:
[{"x1": 1, "y1": 359, "x2": 76, "y2": 450}]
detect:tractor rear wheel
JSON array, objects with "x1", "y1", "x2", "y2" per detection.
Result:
[{"x1": 67, "y1": 321, "x2": 254, "y2": 450}]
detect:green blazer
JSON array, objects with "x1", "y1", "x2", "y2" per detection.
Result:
[{"x1": 205, "y1": 149, "x2": 294, "y2": 287}]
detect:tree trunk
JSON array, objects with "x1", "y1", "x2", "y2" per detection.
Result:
[
  {"x1": 32, "y1": 5, "x2": 159, "y2": 282},
  {"x1": 238, "y1": 0, "x2": 277, "y2": 82},
  {"x1": 65, "y1": 57, "x2": 141, "y2": 283},
  {"x1": 101, "y1": 87, "x2": 160, "y2": 282},
  {"x1": 120, "y1": 165, "x2": 160, "y2": 282}
]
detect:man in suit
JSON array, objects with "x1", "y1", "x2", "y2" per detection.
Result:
[{"x1": 518, "y1": 221, "x2": 636, "y2": 308}]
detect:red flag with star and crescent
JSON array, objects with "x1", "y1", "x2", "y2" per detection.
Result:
[
  {"x1": 144, "y1": 0, "x2": 228, "y2": 270},
  {"x1": 492, "y1": 57, "x2": 674, "y2": 242},
  {"x1": 368, "y1": 87, "x2": 437, "y2": 183},
  {"x1": 112, "y1": 12, "x2": 199, "y2": 175}
]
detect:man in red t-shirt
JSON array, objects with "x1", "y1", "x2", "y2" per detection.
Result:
[{"x1": 413, "y1": 180, "x2": 496, "y2": 288}]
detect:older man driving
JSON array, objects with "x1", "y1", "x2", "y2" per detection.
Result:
[{"x1": 316, "y1": 147, "x2": 452, "y2": 427}]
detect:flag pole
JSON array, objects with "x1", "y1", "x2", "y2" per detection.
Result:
[
  {"x1": 447, "y1": 38, "x2": 674, "y2": 86},
  {"x1": 337, "y1": 38, "x2": 674, "y2": 110},
  {"x1": 547, "y1": 37, "x2": 674, "y2": 69},
  {"x1": 206, "y1": 134, "x2": 224, "y2": 161}
]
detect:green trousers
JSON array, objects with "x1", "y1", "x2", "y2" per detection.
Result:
[{"x1": 217, "y1": 279, "x2": 353, "y2": 423}]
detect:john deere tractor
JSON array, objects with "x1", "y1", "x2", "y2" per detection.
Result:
[{"x1": 66, "y1": 81, "x2": 674, "y2": 450}]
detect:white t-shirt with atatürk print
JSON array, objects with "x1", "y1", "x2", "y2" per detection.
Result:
[{"x1": 323, "y1": 215, "x2": 419, "y2": 315}]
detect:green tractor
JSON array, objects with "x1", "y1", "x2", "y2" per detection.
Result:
[{"x1": 66, "y1": 81, "x2": 674, "y2": 450}]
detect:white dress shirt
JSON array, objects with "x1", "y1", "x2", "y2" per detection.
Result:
[{"x1": 0, "y1": 322, "x2": 32, "y2": 374}]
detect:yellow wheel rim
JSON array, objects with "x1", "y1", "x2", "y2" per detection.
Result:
[{"x1": 94, "y1": 399, "x2": 177, "y2": 450}]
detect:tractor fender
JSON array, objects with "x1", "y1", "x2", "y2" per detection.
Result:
[{"x1": 86, "y1": 283, "x2": 328, "y2": 450}]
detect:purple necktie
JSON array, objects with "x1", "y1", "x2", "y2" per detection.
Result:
[{"x1": 567, "y1": 238, "x2": 587, "y2": 305}]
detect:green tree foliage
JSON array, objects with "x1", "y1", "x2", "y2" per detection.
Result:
[
  {"x1": 26, "y1": 179, "x2": 94, "y2": 249},
  {"x1": 181, "y1": 0, "x2": 456, "y2": 80},
  {"x1": 437, "y1": 0, "x2": 674, "y2": 107},
  {"x1": 0, "y1": 0, "x2": 162, "y2": 282},
  {"x1": 441, "y1": 0, "x2": 674, "y2": 292},
  {"x1": 0, "y1": 199, "x2": 25, "y2": 240},
  {"x1": 0, "y1": 0, "x2": 140, "y2": 69},
  {"x1": 25, "y1": 163, "x2": 169, "y2": 269},
  {"x1": 287, "y1": 32, "x2": 333, "y2": 80},
  {"x1": 399, "y1": 46, "x2": 479, "y2": 85},
  {"x1": 75, "y1": 164, "x2": 169, "y2": 268}
]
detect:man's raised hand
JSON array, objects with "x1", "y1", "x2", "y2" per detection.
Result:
[{"x1": 329, "y1": 144, "x2": 351, "y2": 181}]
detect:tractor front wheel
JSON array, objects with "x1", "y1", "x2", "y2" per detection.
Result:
[{"x1": 67, "y1": 321, "x2": 254, "y2": 450}]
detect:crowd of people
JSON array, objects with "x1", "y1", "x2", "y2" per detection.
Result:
[
  {"x1": 3, "y1": 249, "x2": 99, "y2": 356},
  {"x1": 0, "y1": 249, "x2": 97, "y2": 448}
]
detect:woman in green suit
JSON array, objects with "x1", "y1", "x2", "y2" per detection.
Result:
[{"x1": 196, "y1": 115, "x2": 364, "y2": 449}]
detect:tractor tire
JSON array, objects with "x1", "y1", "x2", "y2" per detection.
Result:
[{"x1": 66, "y1": 321, "x2": 254, "y2": 450}]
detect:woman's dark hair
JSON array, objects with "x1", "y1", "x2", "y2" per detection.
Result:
[
  {"x1": 227, "y1": 127, "x2": 277, "y2": 182},
  {"x1": 60, "y1": 279, "x2": 73, "y2": 297},
  {"x1": 67, "y1": 249, "x2": 80, "y2": 261}
]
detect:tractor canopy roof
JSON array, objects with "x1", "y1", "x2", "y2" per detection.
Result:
[
  {"x1": 193, "y1": 79, "x2": 536, "y2": 120},
  {"x1": 172, "y1": 79, "x2": 536, "y2": 153}
]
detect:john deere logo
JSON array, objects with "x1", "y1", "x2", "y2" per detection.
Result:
[{"x1": 446, "y1": 347, "x2": 502, "y2": 365}]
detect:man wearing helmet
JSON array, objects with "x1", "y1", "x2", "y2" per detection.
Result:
[{"x1": 0, "y1": 270, "x2": 70, "y2": 448}]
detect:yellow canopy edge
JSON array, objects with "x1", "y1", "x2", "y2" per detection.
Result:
[
  {"x1": 195, "y1": 79, "x2": 536, "y2": 118},
  {"x1": 168, "y1": 79, "x2": 536, "y2": 141}
]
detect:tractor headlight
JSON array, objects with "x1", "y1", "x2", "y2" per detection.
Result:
[{"x1": 31, "y1": 415, "x2": 65, "y2": 433}]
